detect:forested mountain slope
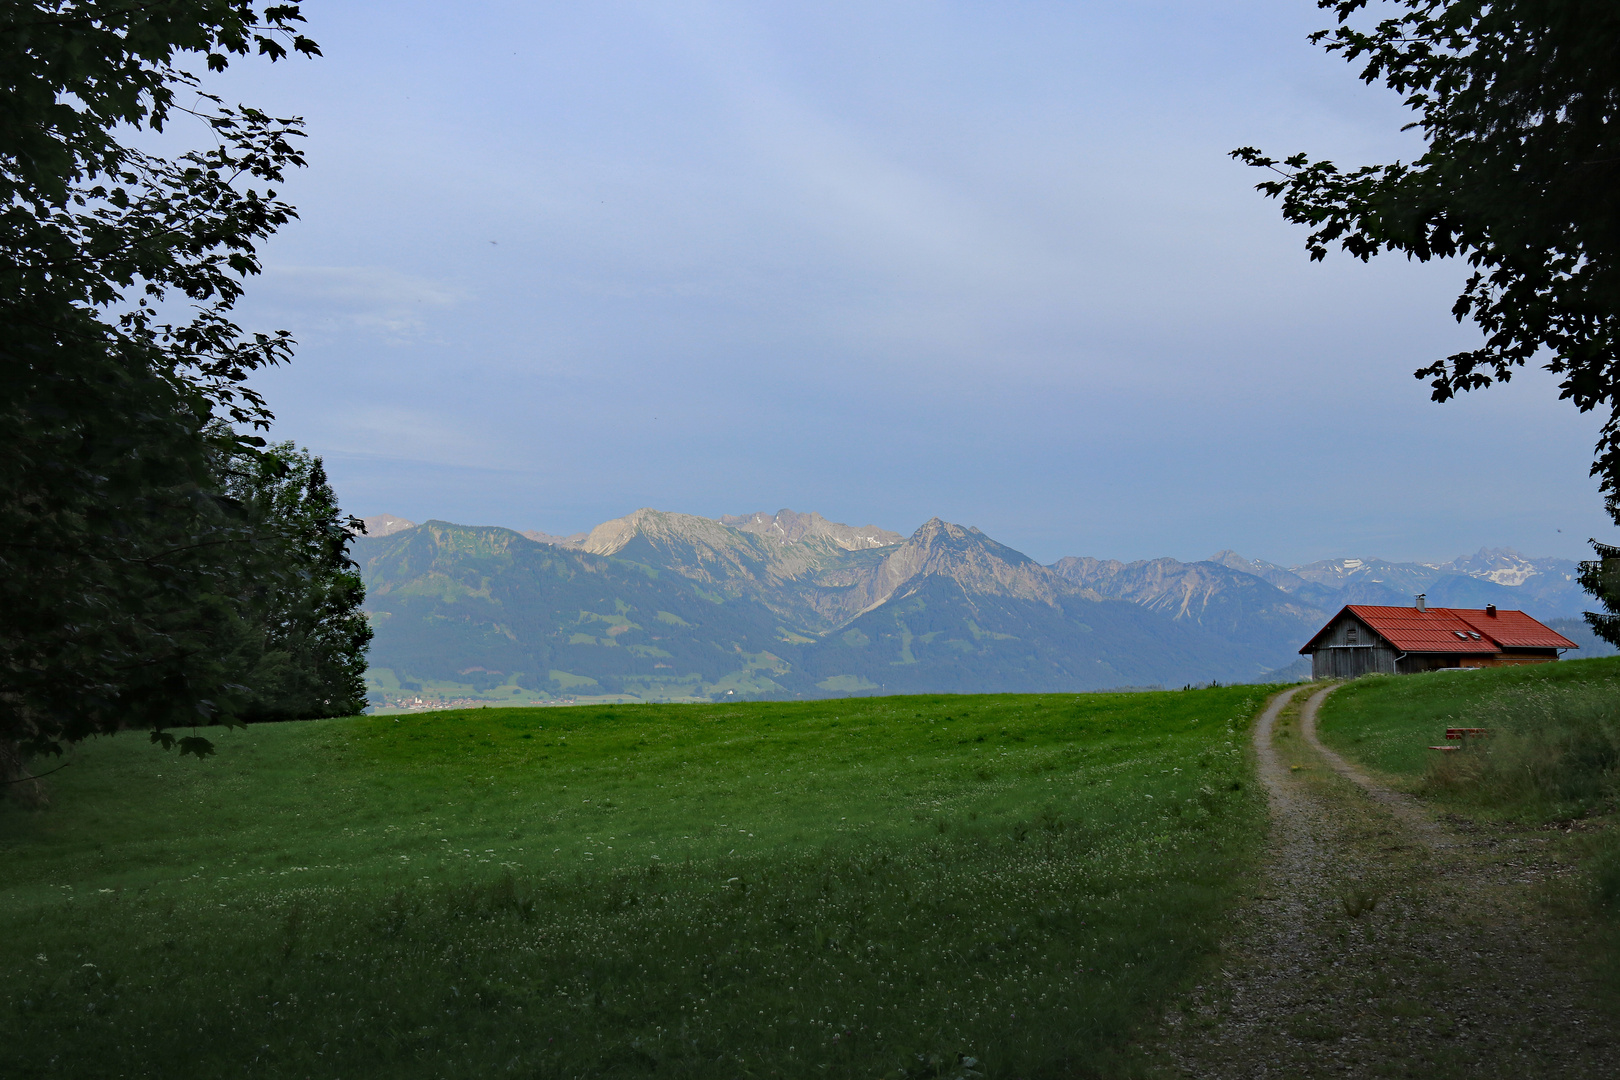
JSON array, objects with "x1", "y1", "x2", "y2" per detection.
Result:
[
  {"x1": 353, "y1": 514, "x2": 1276, "y2": 704},
  {"x1": 353, "y1": 508, "x2": 1600, "y2": 707}
]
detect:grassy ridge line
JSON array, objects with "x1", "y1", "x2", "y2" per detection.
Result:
[{"x1": 2, "y1": 688, "x2": 1275, "y2": 1079}]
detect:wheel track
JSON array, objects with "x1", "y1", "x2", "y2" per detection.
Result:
[
  {"x1": 1297, "y1": 683, "x2": 1452, "y2": 852},
  {"x1": 1151, "y1": 680, "x2": 1616, "y2": 1078}
]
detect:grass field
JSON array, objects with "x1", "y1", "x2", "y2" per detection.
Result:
[
  {"x1": 1316, "y1": 656, "x2": 1620, "y2": 990},
  {"x1": 1314, "y1": 656, "x2": 1620, "y2": 815},
  {"x1": 1, "y1": 687, "x2": 1273, "y2": 1079}
]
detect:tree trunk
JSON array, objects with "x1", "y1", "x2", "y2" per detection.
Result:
[{"x1": 1, "y1": 738, "x2": 50, "y2": 809}]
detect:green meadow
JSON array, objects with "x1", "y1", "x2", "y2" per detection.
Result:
[
  {"x1": 1316, "y1": 657, "x2": 1620, "y2": 976},
  {"x1": 1, "y1": 688, "x2": 1271, "y2": 1079},
  {"x1": 1315, "y1": 657, "x2": 1620, "y2": 817}
]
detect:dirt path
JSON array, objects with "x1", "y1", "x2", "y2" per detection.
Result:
[
  {"x1": 1148, "y1": 683, "x2": 1616, "y2": 1078},
  {"x1": 1297, "y1": 686, "x2": 1452, "y2": 853}
]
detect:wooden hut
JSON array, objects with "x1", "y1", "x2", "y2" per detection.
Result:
[{"x1": 1299, "y1": 597, "x2": 1576, "y2": 679}]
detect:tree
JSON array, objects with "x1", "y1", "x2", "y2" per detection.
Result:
[
  {"x1": 1234, "y1": 0, "x2": 1620, "y2": 523},
  {"x1": 224, "y1": 443, "x2": 373, "y2": 723},
  {"x1": 1, "y1": 2, "x2": 325, "y2": 797},
  {"x1": 1580, "y1": 539, "x2": 1620, "y2": 648}
]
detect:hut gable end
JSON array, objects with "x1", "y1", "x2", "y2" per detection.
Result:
[
  {"x1": 1318, "y1": 611, "x2": 1378, "y2": 650},
  {"x1": 1301, "y1": 608, "x2": 1399, "y2": 679}
]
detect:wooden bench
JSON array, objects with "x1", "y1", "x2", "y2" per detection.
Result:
[{"x1": 1428, "y1": 727, "x2": 1490, "y2": 751}]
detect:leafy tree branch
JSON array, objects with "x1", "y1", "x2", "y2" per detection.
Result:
[{"x1": 1234, "y1": 0, "x2": 1620, "y2": 523}]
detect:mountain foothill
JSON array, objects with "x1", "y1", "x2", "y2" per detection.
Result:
[{"x1": 353, "y1": 508, "x2": 1609, "y2": 707}]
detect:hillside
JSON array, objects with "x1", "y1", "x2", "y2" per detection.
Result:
[
  {"x1": 1049, "y1": 555, "x2": 1323, "y2": 664},
  {"x1": 0, "y1": 687, "x2": 1272, "y2": 1079},
  {"x1": 353, "y1": 514, "x2": 1279, "y2": 706},
  {"x1": 358, "y1": 520, "x2": 790, "y2": 699},
  {"x1": 353, "y1": 508, "x2": 1605, "y2": 707}
]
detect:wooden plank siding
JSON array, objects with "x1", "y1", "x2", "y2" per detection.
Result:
[
  {"x1": 1302, "y1": 604, "x2": 1573, "y2": 679},
  {"x1": 1309, "y1": 613, "x2": 1398, "y2": 678}
]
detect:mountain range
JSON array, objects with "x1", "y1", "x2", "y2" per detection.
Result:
[{"x1": 352, "y1": 510, "x2": 1610, "y2": 707}]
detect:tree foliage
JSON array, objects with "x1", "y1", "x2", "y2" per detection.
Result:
[
  {"x1": 1580, "y1": 539, "x2": 1620, "y2": 648},
  {"x1": 224, "y1": 444, "x2": 374, "y2": 723},
  {"x1": 1, "y1": 3, "x2": 356, "y2": 786},
  {"x1": 1234, "y1": 0, "x2": 1620, "y2": 522}
]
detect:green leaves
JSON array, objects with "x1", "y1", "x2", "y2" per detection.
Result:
[
  {"x1": 1, "y1": 5, "x2": 341, "y2": 764},
  {"x1": 221, "y1": 443, "x2": 375, "y2": 723},
  {"x1": 1237, "y1": 0, "x2": 1620, "y2": 523}
]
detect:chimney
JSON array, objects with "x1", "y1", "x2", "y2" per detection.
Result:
[
  {"x1": 1415, "y1": 593, "x2": 1426, "y2": 612},
  {"x1": 1486, "y1": 604, "x2": 1497, "y2": 617}
]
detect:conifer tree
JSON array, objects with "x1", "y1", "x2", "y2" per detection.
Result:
[{"x1": 1580, "y1": 540, "x2": 1620, "y2": 648}]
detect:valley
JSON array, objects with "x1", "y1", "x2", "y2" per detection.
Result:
[{"x1": 353, "y1": 510, "x2": 1610, "y2": 710}]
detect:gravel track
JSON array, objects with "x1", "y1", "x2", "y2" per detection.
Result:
[
  {"x1": 1149, "y1": 682, "x2": 1616, "y2": 1078},
  {"x1": 1297, "y1": 685, "x2": 1452, "y2": 854}
]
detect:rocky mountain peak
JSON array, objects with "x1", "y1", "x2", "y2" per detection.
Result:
[
  {"x1": 581, "y1": 508, "x2": 743, "y2": 558},
  {"x1": 862, "y1": 517, "x2": 1058, "y2": 609},
  {"x1": 1286, "y1": 556, "x2": 1441, "y2": 595},
  {"x1": 1439, "y1": 547, "x2": 1575, "y2": 587},
  {"x1": 720, "y1": 508, "x2": 902, "y2": 550},
  {"x1": 360, "y1": 513, "x2": 417, "y2": 537},
  {"x1": 1204, "y1": 550, "x2": 1314, "y2": 593},
  {"x1": 1207, "y1": 549, "x2": 1261, "y2": 573}
]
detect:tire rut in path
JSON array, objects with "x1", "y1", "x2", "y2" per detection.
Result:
[
  {"x1": 1150, "y1": 682, "x2": 1616, "y2": 1078},
  {"x1": 1297, "y1": 685, "x2": 1452, "y2": 854}
]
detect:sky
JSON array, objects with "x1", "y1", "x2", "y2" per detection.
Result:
[{"x1": 210, "y1": 0, "x2": 1614, "y2": 567}]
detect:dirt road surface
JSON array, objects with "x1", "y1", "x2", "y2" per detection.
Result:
[{"x1": 1149, "y1": 683, "x2": 1616, "y2": 1078}]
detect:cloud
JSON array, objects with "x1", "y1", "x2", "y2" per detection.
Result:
[
  {"x1": 256, "y1": 266, "x2": 466, "y2": 342},
  {"x1": 321, "y1": 403, "x2": 502, "y2": 467}
]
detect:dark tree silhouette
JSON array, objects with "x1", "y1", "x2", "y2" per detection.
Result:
[
  {"x1": 1235, "y1": 1, "x2": 1620, "y2": 523},
  {"x1": 0, "y1": 3, "x2": 360, "y2": 799}
]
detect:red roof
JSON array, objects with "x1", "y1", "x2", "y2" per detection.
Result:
[
  {"x1": 1452, "y1": 608, "x2": 1579, "y2": 649},
  {"x1": 1300, "y1": 605, "x2": 1577, "y2": 655}
]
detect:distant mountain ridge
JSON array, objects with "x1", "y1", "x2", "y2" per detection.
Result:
[
  {"x1": 1049, "y1": 555, "x2": 1326, "y2": 665},
  {"x1": 352, "y1": 507, "x2": 1602, "y2": 706},
  {"x1": 1051, "y1": 545, "x2": 1591, "y2": 671},
  {"x1": 521, "y1": 528, "x2": 588, "y2": 548},
  {"x1": 721, "y1": 509, "x2": 902, "y2": 550},
  {"x1": 353, "y1": 510, "x2": 1275, "y2": 704}
]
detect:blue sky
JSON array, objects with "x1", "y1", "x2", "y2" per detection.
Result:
[{"x1": 219, "y1": 1, "x2": 1613, "y2": 566}]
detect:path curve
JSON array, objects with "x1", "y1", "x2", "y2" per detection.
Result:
[
  {"x1": 1248, "y1": 684, "x2": 1305, "y2": 804},
  {"x1": 1297, "y1": 682, "x2": 1453, "y2": 851},
  {"x1": 1153, "y1": 679, "x2": 1616, "y2": 1078}
]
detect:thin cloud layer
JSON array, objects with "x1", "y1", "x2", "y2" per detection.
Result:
[
  {"x1": 257, "y1": 266, "x2": 466, "y2": 343},
  {"x1": 227, "y1": 1, "x2": 1614, "y2": 565}
]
